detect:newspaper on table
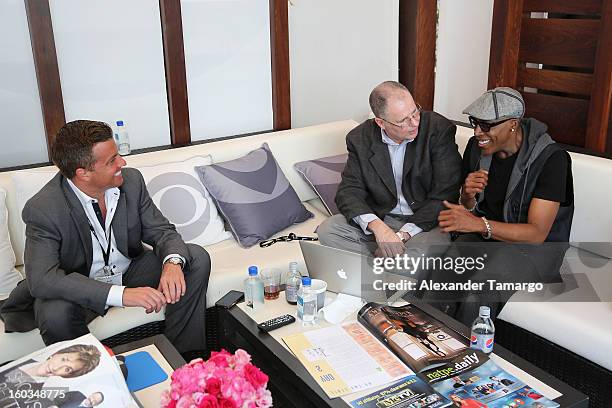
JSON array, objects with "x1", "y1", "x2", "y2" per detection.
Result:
[{"x1": 0, "y1": 333, "x2": 138, "y2": 408}]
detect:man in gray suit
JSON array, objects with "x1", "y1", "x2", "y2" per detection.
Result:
[
  {"x1": 0, "y1": 120, "x2": 210, "y2": 353},
  {"x1": 318, "y1": 81, "x2": 462, "y2": 258}
]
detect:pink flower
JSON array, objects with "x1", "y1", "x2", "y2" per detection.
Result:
[
  {"x1": 209, "y1": 350, "x2": 231, "y2": 367},
  {"x1": 206, "y1": 377, "x2": 222, "y2": 396},
  {"x1": 255, "y1": 389, "x2": 273, "y2": 408},
  {"x1": 163, "y1": 350, "x2": 269, "y2": 408},
  {"x1": 233, "y1": 349, "x2": 251, "y2": 368},
  {"x1": 198, "y1": 394, "x2": 219, "y2": 408},
  {"x1": 218, "y1": 398, "x2": 237, "y2": 408},
  {"x1": 243, "y1": 364, "x2": 269, "y2": 388}
]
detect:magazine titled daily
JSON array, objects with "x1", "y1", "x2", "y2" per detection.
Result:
[
  {"x1": 422, "y1": 350, "x2": 559, "y2": 408},
  {"x1": 0, "y1": 333, "x2": 138, "y2": 408}
]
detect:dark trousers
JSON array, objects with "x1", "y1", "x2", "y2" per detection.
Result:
[
  {"x1": 33, "y1": 244, "x2": 210, "y2": 353},
  {"x1": 420, "y1": 233, "x2": 565, "y2": 326}
]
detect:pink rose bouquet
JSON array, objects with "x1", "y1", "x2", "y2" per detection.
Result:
[{"x1": 161, "y1": 349, "x2": 272, "y2": 408}]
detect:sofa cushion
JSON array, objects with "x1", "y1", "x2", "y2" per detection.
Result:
[
  {"x1": 137, "y1": 156, "x2": 232, "y2": 246},
  {"x1": 294, "y1": 153, "x2": 347, "y2": 215},
  {"x1": 205, "y1": 200, "x2": 327, "y2": 308},
  {"x1": 0, "y1": 189, "x2": 21, "y2": 299},
  {"x1": 196, "y1": 143, "x2": 313, "y2": 247}
]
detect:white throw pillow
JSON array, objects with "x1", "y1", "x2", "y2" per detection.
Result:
[
  {"x1": 137, "y1": 156, "x2": 231, "y2": 246},
  {"x1": 11, "y1": 168, "x2": 58, "y2": 266},
  {"x1": 0, "y1": 188, "x2": 22, "y2": 299}
]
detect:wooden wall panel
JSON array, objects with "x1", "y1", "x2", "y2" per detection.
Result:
[
  {"x1": 519, "y1": 18, "x2": 600, "y2": 69},
  {"x1": 586, "y1": 0, "x2": 612, "y2": 151},
  {"x1": 159, "y1": 0, "x2": 190, "y2": 146},
  {"x1": 269, "y1": 0, "x2": 290, "y2": 130},
  {"x1": 517, "y1": 67, "x2": 593, "y2": 96},
  {"x1": 399, "y1": 0, "x2": 436, "y2": 110},
  {"x1": 523, "y1": 93, "x2": 589, "y2": 145},
  {"x1": 488, "y1": 0, "x2": 524, "y2": 88},
  {"x1": 24, "y1": 0, "x2": 65, "y2": 156},
  {"x1": 523, "y1": 0, "x2": 602, "y2": 15}
]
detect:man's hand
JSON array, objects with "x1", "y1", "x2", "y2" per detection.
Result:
[
  {"x1": 122, "y1": 287, "x2": 166, "y2": 313},
  {"x1": 438, "y1": 201, "x2": 487, "y2": 233},
  {"x1": 158, "y1": 263, "x2": 186, "y2": 304},
  {"x1": 368, "y1": 219, "x2": 405, "y2": 258},
  {"x1": 462, "y1": 169, "x2": 488, "y2": 201}
]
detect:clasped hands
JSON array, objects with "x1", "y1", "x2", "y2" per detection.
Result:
[
  {"x1": 122, "y1": 263, "x2": 186, "y2": 313},
  {"x1": 438, "y1": 169, "x2": 488, "y2": 234},
  {"x1": 369, "y1": 219, "x2": 410, "y2": 258}
]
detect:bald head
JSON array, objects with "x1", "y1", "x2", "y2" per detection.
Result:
[{"x1": 369, "y1": 81, "x2": 412, "y2": 118}]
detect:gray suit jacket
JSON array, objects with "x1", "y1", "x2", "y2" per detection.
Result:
[
  {"x1": 335, "y1": 113, "x2": 462, "y2": 231},
  {"x1": 0, "y1": 168, "x2": 188, "y2": 331}
]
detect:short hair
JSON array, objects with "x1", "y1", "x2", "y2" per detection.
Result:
[
  {"x1": 369, "y1": 81, "x2": 410, "y2": 118},
  {"x1": 51, "y1": 120, "x2": 113, "y2": 179},
  {"x1": 91, "y1": 392, "x2": 104, "y2": 405},
  {"x1": 51, "y1": 344, "x2": 101, "y2": 378}
]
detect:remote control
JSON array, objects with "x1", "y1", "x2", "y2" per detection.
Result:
[{"x1": 257, "y1": 314, "x2": 296, "y2": 332}]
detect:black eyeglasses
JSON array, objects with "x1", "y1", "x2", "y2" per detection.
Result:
[
  {"x1": 380, "y1": 104, "x2": 422, "y2": 129},
  {"x1": 259, "y1": 233, "x2": 318, "y2": 248},
  {"x1": 468, "y1": 116, "x2": 513, "y2": 132}
]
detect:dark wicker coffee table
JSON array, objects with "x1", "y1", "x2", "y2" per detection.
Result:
[{"x1": 216, "y1": 291, "x2": 588, "y2": 408}]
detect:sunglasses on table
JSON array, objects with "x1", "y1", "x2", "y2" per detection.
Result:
[{"x1": 468, "y1": 116, "x2": 513, "y2": 132}]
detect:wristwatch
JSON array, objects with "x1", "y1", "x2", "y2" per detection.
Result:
[
  {"x1": 164, "y1": 256, "x2": 184, "y2": 270},
  {"x1": 395, "y1": 231, "x2": 410, "y2": 243}
]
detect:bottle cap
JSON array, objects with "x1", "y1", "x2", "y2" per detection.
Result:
[
  {"x1": 479, "y1": 306, "x2": 491, "y2": 318},
  {"x1": 302, "y1": 276, "x2": 311, "y2": 286},
  {"x1": 248, "y1": 266, "x2": 258, "y2": 276},
  {"x1": 116, "y1": 120, "x2": 124, "y2": 126},
  {"x1": 289, "y1": 261, "x2": 298, "y2": 270}
]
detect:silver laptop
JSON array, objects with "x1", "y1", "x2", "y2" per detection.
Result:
[{"x1": 299, "y1": 241, "x2": 404, "y2": 303}]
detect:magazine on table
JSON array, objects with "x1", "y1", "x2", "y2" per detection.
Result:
[
  {"x1": 357, "y1": 302, "x2": 470, "y2": 372},
  {"x1": 0, "y1": 333, "x2": 137, "y2": 408},
  {"x1": 422, "y1": 350, "x2": 559, "y2": 408},
  {"x1": 346, "y1": 374, "x2": 452, "y2": 408}
]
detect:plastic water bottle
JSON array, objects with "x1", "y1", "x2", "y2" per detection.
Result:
[
  {"x1": 114, "y1": 120, "x2": 131, "y2": 155},
  {"x1": 244, "y1": 266, "x2": 264, "y2": 310},
  {"x1": 470, "y1": 306, "x2": 495, "y2": 354},
  {"x1": 297, "y1": 277, "x2": 317, "y2": 326},
  {"x1": 285, "y1": 261, "x2": 302, "y2": 305}
]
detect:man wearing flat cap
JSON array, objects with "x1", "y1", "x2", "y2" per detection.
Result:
[{"x1": 432, "y1": 87, "x2": 574, "y2": 324}]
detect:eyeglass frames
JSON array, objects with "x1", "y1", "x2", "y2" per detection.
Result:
[
  {"x1": 468, "y1": 116, "x2": 513, "y2": 132},
  {"x1": 259, "y1": 232, "x2": 318, "y2": 248},
  {"x1": 379, "y1": 103, "x2": 422, "y2": 129}
]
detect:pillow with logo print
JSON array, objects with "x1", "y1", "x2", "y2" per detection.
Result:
[
  {"x1": 138, "y1": 156, "x2": 231, "y2": 246},
  {"x1": 195, "y1": 143, "x2": 313, "y2": 248}
]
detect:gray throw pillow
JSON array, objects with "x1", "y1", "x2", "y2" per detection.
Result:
[
  {"x1": 294, "y1": 153, "x2": 347, "y2": 215},
  {"x1": 195, "y1": 143, "x2": 313, "y2": 247}
]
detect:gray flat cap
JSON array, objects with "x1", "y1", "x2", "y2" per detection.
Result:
[{"x1": 463, "y1": 87, "x2": 525, "y2": 122}]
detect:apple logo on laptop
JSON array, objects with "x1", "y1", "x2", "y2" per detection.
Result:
[{"x1": 337, "y1": 269, "x2": 347, "y2": 280}]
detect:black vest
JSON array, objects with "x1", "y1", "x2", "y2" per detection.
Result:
[{"x1": 466, "y1": 139, "x2": 574, "y2": 242}]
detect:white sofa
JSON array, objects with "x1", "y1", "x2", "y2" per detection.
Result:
[{"x1": 1, "y1": 120, "x2": 611, "y2": 378}]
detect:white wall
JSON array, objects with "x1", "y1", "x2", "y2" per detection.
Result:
[
  {"x1": 0, "y1": 0, "x2": 48, "y2": 168},
  {"x1": 181, "y1": 0, "x2": 273, "y2": 141},
  {"x1": 434, "y1": 0, "x2": 494, "y2": 123},
  {"x1": 289, "y1": 0, "x2": 399, "y2": 128},
  {"x1": 50, "y1": 0, "x2": 171, "y2": 151}
]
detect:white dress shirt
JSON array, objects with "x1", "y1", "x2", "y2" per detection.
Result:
[
  {"x1": 353, "y1": 128, "x2": 423, "y2": 237},
  {"x1": 67, "y1": 180, "x2": 129, "y2": 307}
]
